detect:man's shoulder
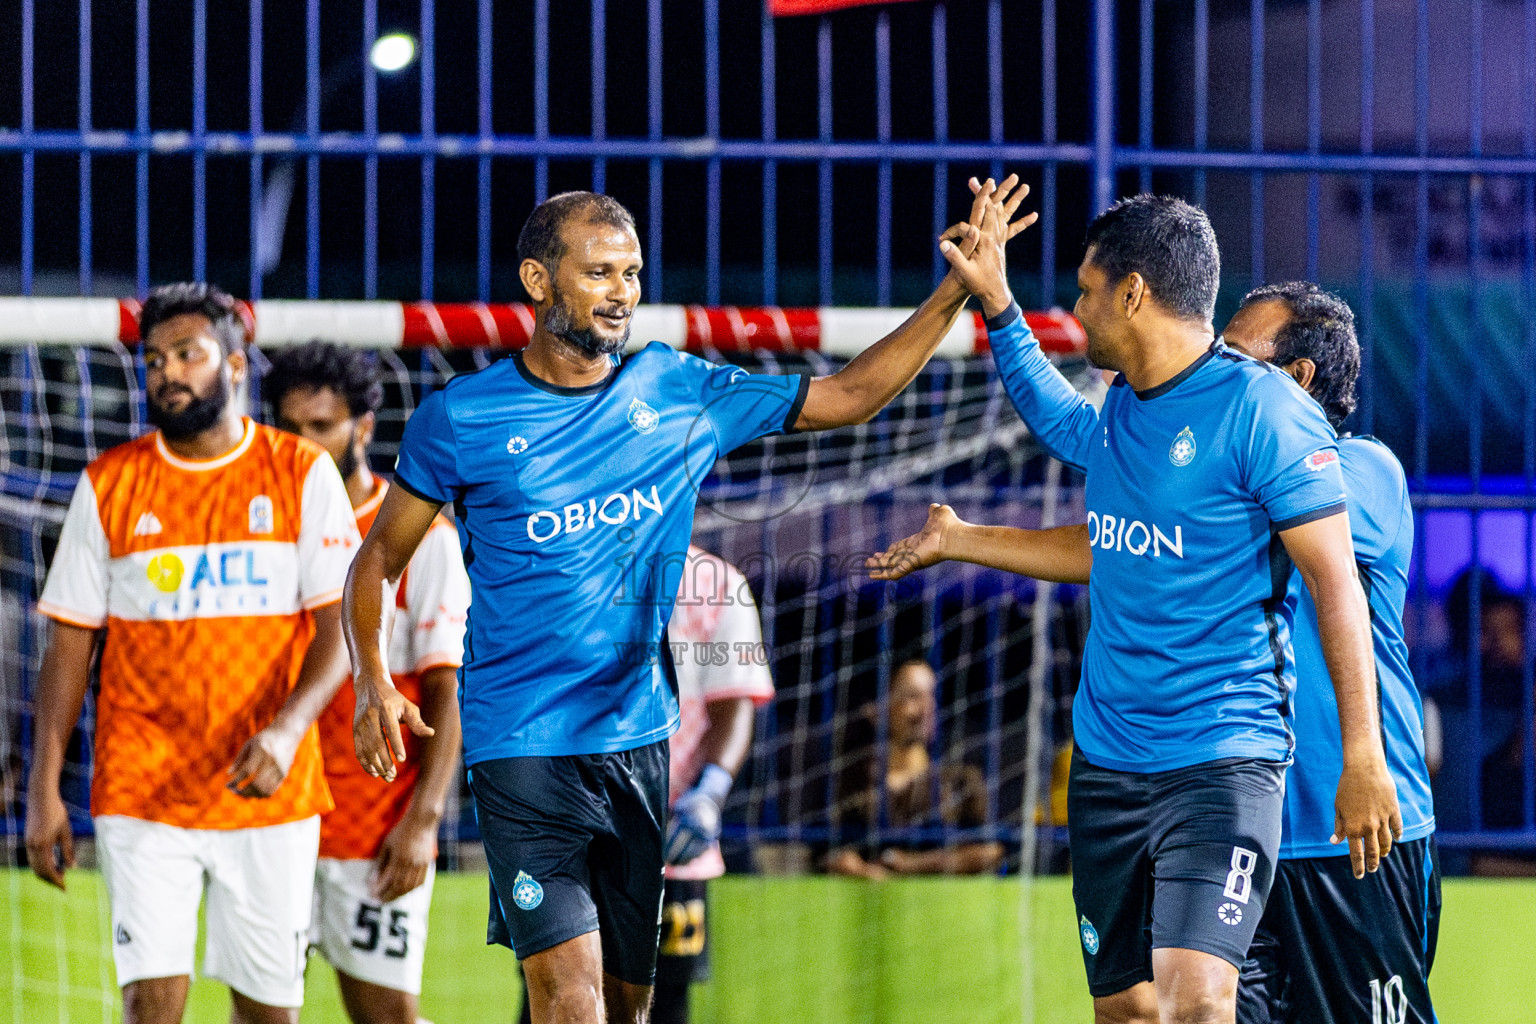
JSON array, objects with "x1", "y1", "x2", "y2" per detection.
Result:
[
  {"x1": 251, "y1": 421, "x2": 328, "y2": 476},
  {"x1": 84, "y1": 431, "x2": 159, "y2": 482}
]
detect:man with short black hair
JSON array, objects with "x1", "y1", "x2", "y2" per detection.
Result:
[
  {"x1": 343, "y1": 184, "x2": 1036, "y2": 1024},
  {"x1": 872, "y1": 281, "x2": 1439, "y2": 1024},
  {"x1": 925, "y1": 192, "x2": 1401, "y2": 1024},
  {"x1": 26, "y1": 283, "x2": 359, "y2": 1024},
  {"x1": 267, "y1": 341, "x2": 469, "y2": 1024}
]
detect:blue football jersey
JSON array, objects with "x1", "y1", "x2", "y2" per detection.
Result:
[
  {"x1": 1281, "y1": 435, "x2": 1436, "y2": 857},
  {"x1": 393, "y1": 343, "x2": 807, "y2": 764},
  {"x1": 989, "y1": 305, "x2": 1347, "y2": 773}
]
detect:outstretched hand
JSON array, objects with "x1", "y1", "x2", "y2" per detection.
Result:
[
  {"x1": 867, "y1": 503, "x2": 964, "y2": 581},
  {"x1": 938, "y1": 174, "x2": 1037, "y2": 318}
]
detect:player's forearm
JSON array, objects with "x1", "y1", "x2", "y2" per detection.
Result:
[
  {"x1": 698, "y1": 697, "x2": 755, "y2": 778},
  {"x1": 943, "y1": 522, "x2": 1092, "y2": 584},
  {"x1": 990, "y1": 309, "x2": 1098, "y2": 472},
  {"x1": 796, "y1": 274, "x2": 969, "y2": 430},
  {"x1": 272, "y1": 603, "x2": 351, "y2": 737},
  {"x1": 343, "y1": 534, "x2": 399, "y2": 682},
  {"x1": 27, "y1": 623, "x2": 99, "y2": 793},
  {"x1": 890, "y1": 842, "x2": 1004, "y2": 875},
  {"x1": 403, "y1": 666, "x2": 463, "y2": 826},
  {"x1": 1307, "y1": 570, "x2": 1386, "y2": 764}
]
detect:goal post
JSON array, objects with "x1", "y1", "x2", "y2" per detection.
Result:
[{"x1": 1, "y1": 296, "x2": 1094, "y2": 1020}]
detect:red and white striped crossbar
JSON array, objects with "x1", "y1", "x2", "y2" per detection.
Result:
[{"x1": 0, "y1": 298, "x2": 1085, "y2": 357}]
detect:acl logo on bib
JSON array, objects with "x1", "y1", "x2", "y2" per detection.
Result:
[{"x1": 512, "y1": 870, "x2": 544, "y2": 911}]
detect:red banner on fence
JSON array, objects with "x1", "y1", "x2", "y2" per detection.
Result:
[{"x1": 770, "y1": 0, "x2": 920, "y2": 17}]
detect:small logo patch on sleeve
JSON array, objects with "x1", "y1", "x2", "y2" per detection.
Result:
[{"x1": 1305, "y1": 449, "x2": 1338, "y2": 472}]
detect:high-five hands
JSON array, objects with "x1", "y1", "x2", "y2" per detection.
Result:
[
  {"x1": 938, "y1": 175, "x2": 1038, "y2": 319},
  {"x1": 866, "y1": 503, "x2": 965, "y2": 582}
]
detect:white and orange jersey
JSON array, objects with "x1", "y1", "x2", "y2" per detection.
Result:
[
  {"x1": 665, "y1": 545, "x2": 774, "y2": 880},
  {"x1": 317, "y1": 477, "x2": 469, "y2": 860},
  {"x1": 38, "y1": 418, "x2": 360, "y2": 830}
]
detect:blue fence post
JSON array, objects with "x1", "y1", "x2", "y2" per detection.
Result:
[
  {"x1": 421, "y1": 0, "x2": 436, "y2": 300},
  {"x1": 647, "y1": 0, "x2": 663, "y2": 300},
  {"x1": 1042, "y1": 0, "x2": 1058, "y2": 307},
  {"x1": 1138, "y1": 0, "x2": 1153, "y2": 196},
  {"x1": 193, "y1": 0, "x2": 208, "y2": 282},
  {"x1": 591, "y1": 0, "x2": 607, "y2": 195},
  {"x1": 706, "y1": 0, "x2": 722, "y2": 306},
  {"x1": 1092, "y1": 0, "x2": 1115, "y2": 215},
  {"x1": 1250, "y1": 0, "x2": 1264, "y2": 285},
  {"x1": 1193, "y1": 0, "x2": 1208, "y2": 206},
  {"x1": 1357, "y1": 0, "x2": 1375, "y2": 433},
  {"x1": 363, "y1": 0, "x2": 379, "y2": 299},
  {"x1": 305, "y1": 0, "x2": 321, "y2": 299},
  {"x1": 248, "y1": 0, "x2": 262, "y2": 301},
  {"x1": 78, "y1": 0, "x2": 93, "y2": 297},
  {"x1": 478, "y1": 0, "x2": 493, "y2": 301},
  {"x1": 931, "y1": 3, "x2": 949, "y2": 289},
  {"x1": 876, "y1": 11, "x2": 893, "y2": 308},
  {"x1": 136, "y1": 0, "x2": 150, "y2": 298},
  {"x1": 818, "y1": 17, "x2": 834, "y2": 307},
  {"x1": 761, "y1": 4, "x2": 778, "y2": 306},
  {"x1": 534, "y1": 0, "x2": 550, "y2": 204}
]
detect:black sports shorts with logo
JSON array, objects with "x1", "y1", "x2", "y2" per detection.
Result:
[
  {"x1": 1237, "y1": 836, "x2": 1441, "y2": 1024},
  {"x1": 467, "y1": 739, "x2": 669, "y2": 986},
  {"x1": 1069, "y1": 748, "x2": 1286, "y2": 998}
]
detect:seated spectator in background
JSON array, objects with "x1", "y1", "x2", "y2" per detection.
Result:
[
  {"x1": 826, "y1": 659, "x2": 1003, "y2": 879},
  {"x1": 1431, "y1": 570, "x2": 1534, "y2": 858}
]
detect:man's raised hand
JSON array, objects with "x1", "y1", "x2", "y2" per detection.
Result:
[{"x1": 938, "y1": 174, "x2": 1037, "y2": 319}]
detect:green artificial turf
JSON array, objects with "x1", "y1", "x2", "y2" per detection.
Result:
[{"x1": 3, "y1": 869, "x2": 1531, "y2": 1022}]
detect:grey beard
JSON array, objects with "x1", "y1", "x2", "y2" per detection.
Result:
[{"x1": 547, "y1": 296, "x2": 628, "y2": 357}]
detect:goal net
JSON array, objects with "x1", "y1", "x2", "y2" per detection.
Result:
[{"x1": 1, "y1": 298, "x2": 1095, "y2": 1020}]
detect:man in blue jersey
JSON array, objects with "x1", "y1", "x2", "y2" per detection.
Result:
[
  {"x1": 1221, "y1": 285, "x2": 1438, "y2": 1024},
  {"x1": 896, "y1": 192, "x2": 1402, "y2": 1024},
  {"x1": 341, "y1": 185, "x2": 1035, "y2": 1024},
  {"x1": 870, "y1": 282, "x2": 1439, "y2": 1024}
]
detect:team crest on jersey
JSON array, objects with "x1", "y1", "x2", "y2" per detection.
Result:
[
  {"x1": 248, "y1": 495, "x2": 274, "y2": 534},
  {"x1": 1169, "y1": 426, "x2": 1197, "y2": 467},
  {"x1": 627, "y1": 397, "x2": 660, "y2": 435},
  {"x1": 1079, "y1": 915, "x2": 1100, "y2": 955},
  {"x1": 1217, "y1": 902, "x2": 1243, "y2": 926},
  {"x1": 512, "y1": 870, "x2": 544, "y2": 911},
  {"x1": 507, "y1": 434, "x2": 529, "y2": 455}
]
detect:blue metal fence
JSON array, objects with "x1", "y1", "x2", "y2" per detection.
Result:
[{"x1": 4, "y1": 0, "x2": 1536, "y2": 855}]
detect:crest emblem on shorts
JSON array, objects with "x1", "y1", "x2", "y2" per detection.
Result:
[
  {"x1": 512, "y1": 870, "x2": 544, "y2": 911},
  {"x1": 248, "y1": 494, "x2": 274, "y2": 534},
  {"x1": 1169, "y1": 426, "x2": 1197, "y2": 467},
  {"x1": 1217, "y1": 902, "x2": 1243, "y2": 926},
  {"x1": 115, "y1": 924, "x2": 132, "y2": 945},
  {"x1": 1079, "y1": 915, "x2": 1100, "y2": 955},
  {"x1": 628, "y1": 398, "x2": 660, "y2": 435},
  {"x1": 507, "y1": 435, "x2": 529, "y2": 455}
]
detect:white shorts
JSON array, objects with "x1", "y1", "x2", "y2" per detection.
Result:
[
  {"x1": 92, "y1": 814, "x2": 319, "y2": 1008},
  {"x1": 310, "y1": 857, "x2": 435, "y2": 994}
]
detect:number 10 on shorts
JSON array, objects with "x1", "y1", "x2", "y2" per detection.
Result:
[{"x1": 1223, "y1": 847, "x2": 1258, "y2": 904}]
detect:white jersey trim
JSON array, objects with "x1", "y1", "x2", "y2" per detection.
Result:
[{"x1": 153, "y1": 417, "x2": 256, "y2": 472}]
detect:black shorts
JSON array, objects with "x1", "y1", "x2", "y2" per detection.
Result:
[
  {"x1": 467, "y1": 740, "x2": 670, "y2": 986},
  {"x1": 1069, "y1": 749, "x2": 1285, "y2": 998},
  {"x1": 654, "y1": 878, "x2": 711, "y2": 988},
  {"x1": 1237, "y1": 836, "x2": 1441, "y2": 1024}
]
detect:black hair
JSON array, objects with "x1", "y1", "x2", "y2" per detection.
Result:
[
  {"x1": 1240, "y1": 281, "x2": 1360, "y2": 428},
  {"x1": 515, "y1": 191, "x2": 637, "y2": 274},
  {"x1": 1083, "y1": 194, "x2": 1220, "y2": 322},
  {"x1": 137, "y1": 282, "x2": 247, "y2": 354},
  {"x1": 263, "y1": 340, "x2": 385, "y2": 418}
]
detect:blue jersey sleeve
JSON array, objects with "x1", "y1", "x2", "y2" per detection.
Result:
[
  {"x1": 1240, "y1": 371, "x2": 1348, "y2": 530},
  {"x1": 988, "y1": 303, "x2": 1098, "y2": 471},
  {"x1": 393, "y1": 388, "x2": 461, "y2": 504},
  {"x1": 677, "y1": 351, "x2": 809, "y2": 455}
]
